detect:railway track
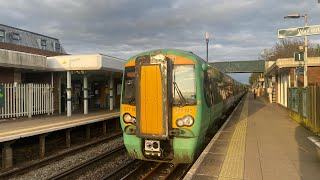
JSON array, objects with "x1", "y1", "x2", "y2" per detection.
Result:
[
  {"x1": 48, "y1": 145, "x2": 126, "y2": 180},
  {"x1": 141, "y1": 162, "x2": 178, "y2": 180},
  {"x1": 139, "y1": 163, "x2": 192, "y2": 180},
  {"x1": 0, "y1": 132, "x2": 122, "y2": 179},
  {"x1": 102, "y1": 97, "x2": 242, "y2": 180},
  {"x1": 102, "y1": 159, "x2": 142, "y2": 179},
  {"x1": 106, "y1": 160, "x2": 191, "y2": 180}
]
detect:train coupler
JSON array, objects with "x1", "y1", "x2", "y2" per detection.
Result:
[{"x1": 144, "y1": 140, "x2": 162, "y2": 157}]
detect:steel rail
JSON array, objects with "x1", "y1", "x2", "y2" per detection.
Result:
[
  {"x1": 141, "y1": 162, "x2": 163, "y2": 179},
  {"x1": 0, "y1": 132, "x2": 122, "y2": 179},
  {"x1": 141, "y1": 163, "x2": 178, "y2": 180},
  {"x1": 48, "y1": 145, "x2": 126, "y2": 180},
  {"x1": 102, "y1": 159, "x2": 141, "y2": 179}
]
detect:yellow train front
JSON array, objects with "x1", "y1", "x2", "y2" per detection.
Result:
[{"x1": 120, "y1": 49, "x2": 245, "y2": 163}]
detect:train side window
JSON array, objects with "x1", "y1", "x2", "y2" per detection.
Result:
[
  {"x1": 209, "y1": 77, "x2": 215, "y2": 105},
  {"x1": 203, "y1": 71, "x2": 212, "y2": 107},
  {"x1": 211, "y1": 79, "x2": 220, "y2": 104}
]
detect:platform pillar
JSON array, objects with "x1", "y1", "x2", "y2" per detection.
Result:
[
  {"x1": 2, "y1": 141, "x2": 14, "y2": 169},
  {"x1": 67, "y1": 71, "x2": 72, "y2": 117},
  {"x1": 86, "y1": 125, "x2": 91, "y2": 139},
  {"x1": 83, "y1": 73, "x2": 88, "y2": 115},
  {"x1": 102, "y1": 121, "x2": 107, "y2": 135},
  {"x1": 39, "y1": 134, "x2": 48, "y2": 158},
  {"x1": 115, "y1": 120, "x2": 120, "y2": 130},
  {"x1": 66, "y1": 129, "x2": 71, "y2": 147},
  {"x1": 28, "y1": 84, "x2": 33, "y2": 118},
  {"x1": 109, "y1": 76, "x2": 114, "y2": 111},
  {"x1": 58, "y1": 73, "x2": 62, "y2": 114}
]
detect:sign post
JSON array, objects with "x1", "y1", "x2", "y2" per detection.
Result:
[{"x1": 278, "y1": 22, "x2": 320, "y2": 87}]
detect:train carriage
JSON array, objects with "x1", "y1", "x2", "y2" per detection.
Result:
[{"x1": 120, "y1": 49, "x2": 245, "y2": 163}]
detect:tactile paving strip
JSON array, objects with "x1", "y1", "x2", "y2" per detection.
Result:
[{"x1": 218, "y1": 98, "x2": 248, "y2": 180}]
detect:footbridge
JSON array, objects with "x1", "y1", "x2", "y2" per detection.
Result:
[{"x1": 210, "y1": 60, "x2": 265, "y2": 73}]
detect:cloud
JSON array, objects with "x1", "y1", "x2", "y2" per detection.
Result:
[{"x1": 0, "y1": 0, "x2": 319, "y2": 84}]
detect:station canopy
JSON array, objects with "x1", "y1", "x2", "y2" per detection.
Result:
[{"x1": 47, "y1": 54, "x2": 125, "y2": 72}]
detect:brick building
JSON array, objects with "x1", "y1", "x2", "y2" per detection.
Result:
[
  {"x1": 0, "y1": 24, "x2": 67, "y2": 117},
  {"x1": 0, "y1": 24, "x2": 67, "y2": 82}
]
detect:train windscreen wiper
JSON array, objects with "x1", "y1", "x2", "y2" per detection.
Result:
[{"x1": 173, "y1": 82, "x2": 186, "y2": 107}]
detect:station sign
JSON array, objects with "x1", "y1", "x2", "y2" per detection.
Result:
[
  {"x1": 278, "y1": 25, "x2": 320, "y2": 38},
  {"x1": 294, "y1": 52, "x2": 304, "y2": 61},
  {"x1": 0, "y1": 85, "x2": 4, "y2": 107}
]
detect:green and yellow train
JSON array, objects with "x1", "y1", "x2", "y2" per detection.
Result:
[{"x1": 120, "y1": 49, "x2": 245, "y2": 163}]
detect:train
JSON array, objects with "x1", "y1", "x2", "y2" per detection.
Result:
[{"x1": 120, "y1": 49, "x2": 246, "y2": 163}]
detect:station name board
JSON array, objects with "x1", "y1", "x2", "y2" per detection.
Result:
[{"x1": 278, "y1": 25, "x2": 320, "y2": 38}]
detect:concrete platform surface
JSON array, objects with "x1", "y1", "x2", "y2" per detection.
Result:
[
  {"x1": 0, "y1": 110, "x2": 119, "y2": 143},
  {"x1": 185, "y1": 94, "x2": 320, "y2": 180}
]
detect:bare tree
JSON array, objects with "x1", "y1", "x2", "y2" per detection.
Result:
[
  {"x1": 249, "y1": 73, "x2": 261, "y2": 85},
  {"x1": 259, "y1": 39, "x2": 320, "y2": 61}
]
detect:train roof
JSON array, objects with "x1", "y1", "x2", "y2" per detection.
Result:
[
  {"x1": 126, "y1": 48, "x2": 244, "y2": 85},
  {"x1": 127, "y1": 48, "x2": 206, "y2": 63}
]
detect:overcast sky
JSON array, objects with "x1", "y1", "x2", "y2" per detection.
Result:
[{"x1": 1, "y1": 0, "x2": 320, "y2": 83}]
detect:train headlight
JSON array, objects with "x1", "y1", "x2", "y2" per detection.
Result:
[
  {"x1": 123, "y1": 113, "x2": 131, "y2": 123},
  {"x1": 123, "y1": 113, "x2": 136, "y2": 125},
  {"x1": 184, "y1": 116, "x2": 194, "y2": 126},
  {"x1": 176, "y1": 115, "x2": 194, "y2": 127},
  {"x1": 176, "y1": 119, "x2": 184, "y2": 127}
]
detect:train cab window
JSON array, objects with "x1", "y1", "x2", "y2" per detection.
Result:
[
  {"x1": 172, "y1": 65, "x2": 196, "y2": 106},
  {"x1": 122, "y1": 66, "x2": 136, "y2": 105}
]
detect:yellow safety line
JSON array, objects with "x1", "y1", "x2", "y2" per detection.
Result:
[
  {"x1": 218, "y1": 97, "x2": 248, "y2": 180},
  {"x1": 0, "y1": 112, "x2": 119, "y2": 137}
]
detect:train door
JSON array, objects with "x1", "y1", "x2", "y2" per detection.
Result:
[{"x1": 135, "y1": 54, "x2": 172, "y2": 140}]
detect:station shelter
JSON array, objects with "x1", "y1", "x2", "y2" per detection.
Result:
[
  {"x1": 47, "y1": 54, "x2": 124, "y2": 117},
  {"x1": 264, "y1": 57, "x2": 320, "y2": 107},
  {"x1": 0, "y1": 45, "x2": 125, "y2": 119},
  {"x1": 0, "y1": 42, "x2": 68, "y2": 119}
]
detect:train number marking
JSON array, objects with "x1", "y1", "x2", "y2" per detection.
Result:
[
  {"x1": 173, "y1": 108, "x2": 194, "y2": 114},
  {"x1": 123, "y1": 106, "x2": 136, "y2": 112}
]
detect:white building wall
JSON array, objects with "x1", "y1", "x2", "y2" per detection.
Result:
[{"x1": 278, "y1": 72, "x2": 289, "y2": 107}]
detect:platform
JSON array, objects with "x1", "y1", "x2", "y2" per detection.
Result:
[
  {"x1": 185, "y1": 94, "x2": 320, "y2": 180},
  {"x1": 0, "y1": 110, "x2": 119, "y2": 143}
]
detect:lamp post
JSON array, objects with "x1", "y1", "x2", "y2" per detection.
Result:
[
  {"x1": 205, "y1": 32, "x2": 209, "y2": 63},
  {"x1": 284, "y1": 14, "x2": 308, "y2": 87}
]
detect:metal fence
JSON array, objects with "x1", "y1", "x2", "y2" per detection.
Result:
[
  {"x1": 288, "y1": 86, "x2": 320, "y2": 134},
  {"x1": 0, "y1": 83, "x2": 54, "y2": 119}
]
